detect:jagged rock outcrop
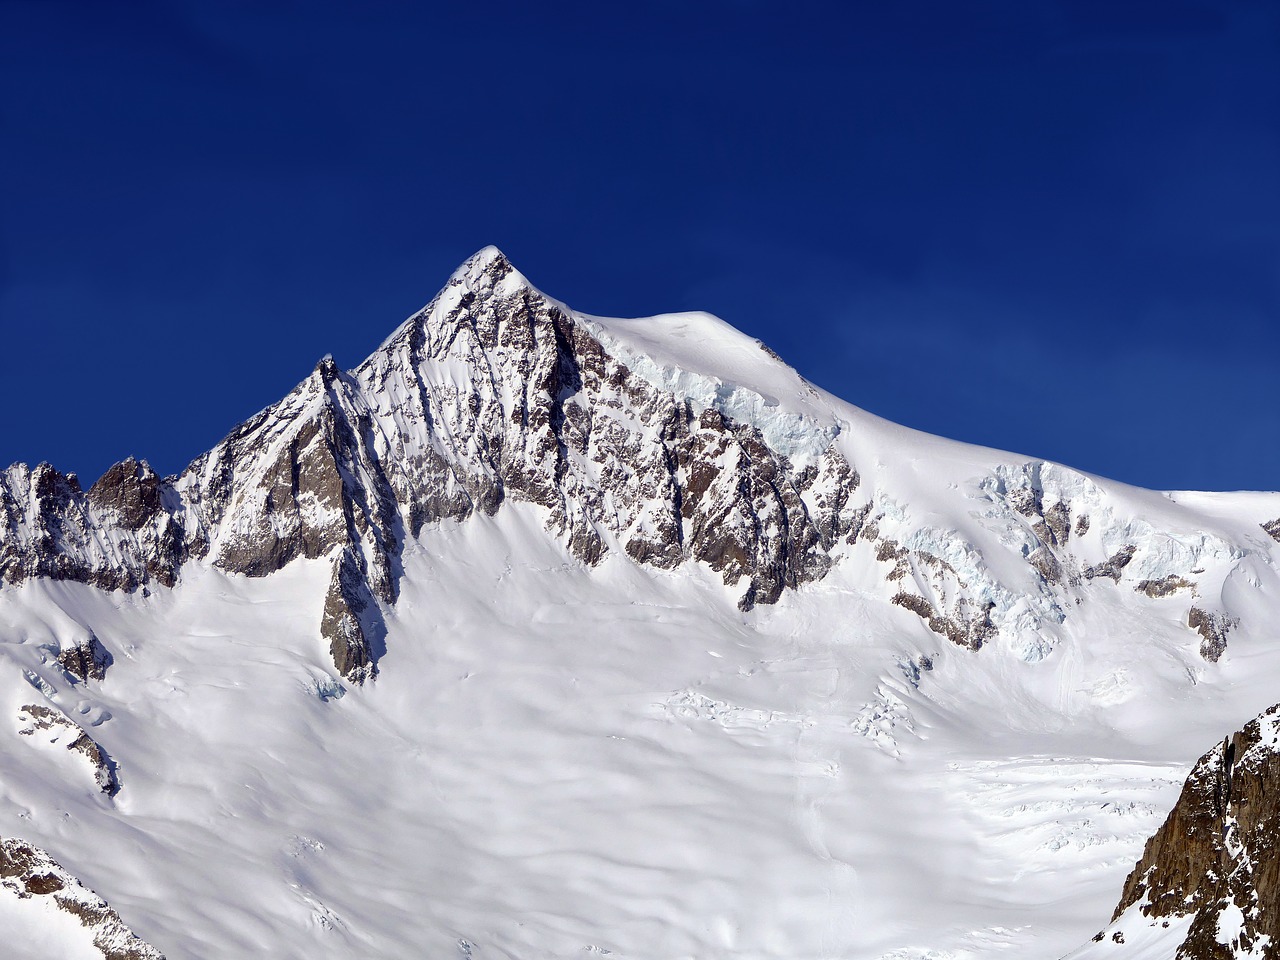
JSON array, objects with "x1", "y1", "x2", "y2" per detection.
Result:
[
  {"x1": 1102, "y1": 704, "x2": 1280, "y2": 958},
  {"x1": 18, "y1": 703, "x2": 120, "y2": 795},
  {"x1": 1137, "y1": 575, "x2": 1195, "y2": 599},
  {"x1": 1263, "y1": 519, "x2": 1280, "y2": 544},
  {"x1": 57, "y1": 632, "x2": 113, "y2": 682},
  {"x1": 0, "y1": 248, "x2": 1272, "y2": 677},
  {"x1": 0, "y1": 837, "x2": 162, "y2": 959},
  {"x1": 1189, "y1": 607, "x2": 1237, "y2": 664},
  {"x1": 87, "y1": 458, "x2": 164, "y2": 533},
  {"x1": 890, "y1": 590, "x2": 995, "y2": 650},
  {"x1": 321, "y1": 548, "x2": 377, "y2": 683},
  {"x1": 1083, "y1": 545, "x2": 1137, "y2": 583},
  {"x1": 0, "y1": 460, "x2": 189, "y2": 592}
]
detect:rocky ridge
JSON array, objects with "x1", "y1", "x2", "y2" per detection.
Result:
[
  {"x1": 1083, "y1": 703, "x2": 1280, "y2": 959},
  {"x1": 16, "y1": 701, "x2": 120, "y2": 796},
  {"x1": 0, "y1": 837, "x2": 163, "y2": 959},
  {"x1": 0, "y1": 250, "x2": 864, "y2": 679},
  {"x1": 0, "y1": 249, "x2": 1269, "y2": 680}
]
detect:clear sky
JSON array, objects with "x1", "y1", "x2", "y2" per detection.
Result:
[{"x1": 2, "y1": 1, "x2": 1277, "y2": 492}]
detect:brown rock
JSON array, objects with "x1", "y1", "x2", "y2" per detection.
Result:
[
  {"x1": 1107, "y1": 704, "x2": 1280, "y2": 958},
  {"x1": 0, "y1": 837, "x2": 163, "y2": 959},
  {"x1": 1188, "y1": 607, "x2": 1236, "y2": 663},
  {"x1": 1083, "y1": 545, "x2": 1137, "y2": 583},
  {"x1": 1136, "y1": 575, "x2": 1195, "y2": 599},
  {"x1": 87, "y1": 458, "x2": 162, "y2": 531},
  {"x1": 57, "y1": 633, "x2": 113, "y2": 682}
]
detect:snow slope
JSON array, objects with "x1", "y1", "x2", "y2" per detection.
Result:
[{"x1": 2, "y1": 248, "x2": 1279, "y2": 959}]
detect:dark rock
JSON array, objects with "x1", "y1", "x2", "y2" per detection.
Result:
[
  {"x1": 1136, "y1": 575, "x2": 1195, "y2": 599},
  {"x1": 87, "y1": 458, "x2": 162, "y2": 531},
  {"x1": 1029, "y1": 546, "x2": 1063, "y2": 584},
  {"x1": 891, "y1": 591, "x2": 993, "y2": 651},
  {"x1": 1043, "y1": 500, "x2": 1072, "y2": 548},
  {"x1": 68, "y1": 730, "x2": 121, "y2": 796},
  {"x1": 1188, "y1": 607, "x2": 1236, "y2": 663},
  {"x1": 1263, "y1": 519, "x2": 1280, "y2": 544},
  {"x1": 321, "y1": 549, "x2": 377, "y2": 684},
  {"x1": 57, "y1": 633, "x2": 113, "y2": 682},
  {"x1": 1083, "y1": 545, "x2": 1136, "y2": 583},
  {"x1": 1008, "y1": 485, "x2": 1043, "y2": 519}
]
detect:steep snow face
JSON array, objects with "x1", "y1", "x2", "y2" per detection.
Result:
[{"x1": 2, "y1": 248, "x2": 1280, "y2": 958}]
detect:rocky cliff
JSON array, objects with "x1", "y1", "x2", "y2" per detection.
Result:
[{"x1": 1084, "y1": 704, "x2": 1280, "y2": 958}]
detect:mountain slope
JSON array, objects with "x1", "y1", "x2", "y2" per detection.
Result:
[{"x1": 2, "y1": 248, "x2": 1279, "y2": 959}]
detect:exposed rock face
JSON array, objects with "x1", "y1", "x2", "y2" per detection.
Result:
[
  {"x1": 1104, "y1": 704, "x2": 1280, "y2": 958},
  {"x1": 321, "y1": 548, "x2": 376, "y2": 683},
  {"x1": 1083, "y1": 545, "x2": 1137, "y2": 583},
  {"x1": 1188, "y1": 607, "x2": 1237, "y2": 664},
  {"x1": 0, "y1": 837, "x2": 162, "y2": 959},
  {"x1": 1264, "y1": 519, "x2": 1280, "y2": 544},
  {"x1": 890, "y1": 590, "x2": 995, "y2": 651},
  {"x1": 0, "y1": 460, "x2": 188, "y2": 592},
  {"x1": 1137, "y1": 575, "x2": 1195, "y2": 599},
  {"x1": 57, "y1": 633, "x2": 113, "y2": 682},
  {"x1": 18, "y1": 703, "x2": 120, "y2": 795},
  {"x1": 87, "y1": 458, "x2": 164, "y2": 532}
]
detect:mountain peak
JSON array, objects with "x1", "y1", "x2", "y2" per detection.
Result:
[
  {"x1": 3, "y1": 252, "x2": 1278, "y2": 693},
  {"x1": 452, "y1": 244, "x2": 530, "y2": 298},
  {"x1": 313, "y1": 354, "x2": 340, "y2": 385},
  {"x1": 367, "y1": 245, "x2": 541, "y2": 361},
  {"x1": 464, "y1": 243, "x2": 509, "y2": 270}
]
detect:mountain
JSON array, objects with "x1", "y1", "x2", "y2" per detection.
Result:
[{"x1": 1, "y1": 248, "x2": 1279, "y2": 959}]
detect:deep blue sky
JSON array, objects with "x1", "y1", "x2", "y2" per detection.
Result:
[{"x1": 2, "y1": 1, "x2": 1277, "y2": 491}]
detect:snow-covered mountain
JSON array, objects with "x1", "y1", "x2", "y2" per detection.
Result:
[{"x1": 2, "y1": 248, "x2": 1278, "y2": 959}]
